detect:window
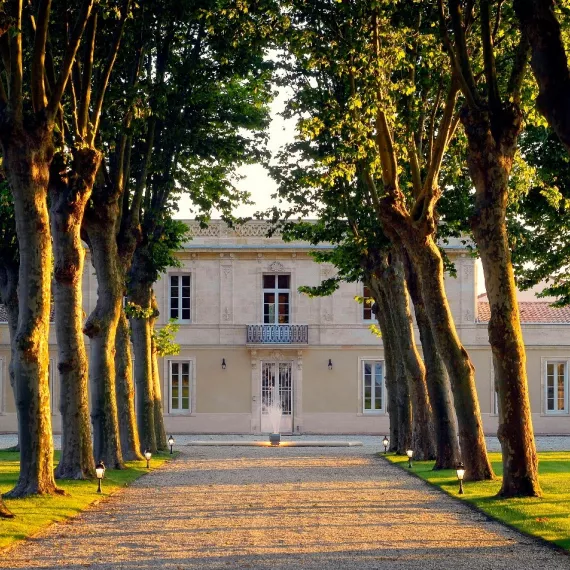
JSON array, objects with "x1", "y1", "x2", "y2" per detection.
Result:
[
  {"x1": 263, "y1": 274, "x2": 290, "y2": 324},
  {"x1": 362, "y1": 285, "x2": 373, "y2": 321},
  {"x1": 362, "y1": 360, "x2": 384, "y2": 413},
  {"x1": 169, "y1": 360, "x2": 192, "y2": 413},
  {"x1": 49, "y1": 359, "x2": 56, "y2": 414},
  {"x1": 545, "y1": 361, "x2": 568, "y2": 414},
  {"x1": 169, "y1": 274, "x2": 191, "y2": 322}
]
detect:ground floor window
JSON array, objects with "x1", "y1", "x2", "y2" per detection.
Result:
[
  {"x1": 545, "y1": 360, "x2": 568, "y2": 414},
  {"x1": 362, "y1": 360, "x2": 384, "y2": 413},
  {"x1": 169, "y1": 360, "x2": 192, "y2": 413}
]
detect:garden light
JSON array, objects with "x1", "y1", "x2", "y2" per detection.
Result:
[
  {"x1": 456, "y1": 462, "x2": 465, "y2": 494},
  {"x1": 382, "y1": 436, "x2": 389, "y2": 454},
  {"x1": 95, "y1": 461, "x2": 105, "y2": 493},
  {"x1": 168, "y1": 435, "x2": 175, "y2": 454},
  {"x1": 406, "y1": 449, "x2": 413, "y2": 468},
  {"x1": 144, "y1": 449, "x2": 152, "y2": 469}
]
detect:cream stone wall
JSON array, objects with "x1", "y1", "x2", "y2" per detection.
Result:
[{"x1": 0, "y1": 221, "x2": 570, "y2": 435}]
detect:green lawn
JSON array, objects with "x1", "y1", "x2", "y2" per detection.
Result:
[
  {"x1": 0, "y1": 450, "x2": 173, "y2": 550},
  {"x1": 385, "y1": 451, "x2": 570, "y2": 551}
]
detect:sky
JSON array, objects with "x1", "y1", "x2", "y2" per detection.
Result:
[{"x1": 174, "y1": 90, "x2": 296, "y2": 220}]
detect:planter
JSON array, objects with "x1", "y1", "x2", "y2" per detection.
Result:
[{"x1": 269, "y1": 433, "x2": 281, "y2": 446}]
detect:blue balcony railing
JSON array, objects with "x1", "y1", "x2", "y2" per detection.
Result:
[{"x1": 246, "y1": 324, "x2": 309, "y2": 344}]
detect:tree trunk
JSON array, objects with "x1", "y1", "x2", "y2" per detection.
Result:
[
  {"x1": 403, "y1": 252, "x2": 460, "y2": 469},
  {"x1": 371, "y1": 289, "x2": 401, "y2": 452},
  {"x1": 379, "y1": 257, "x2": 436, "y2": 461},
  {"x1": 0, "y1": 264, "x2": 17, "y2": 514},
  {"x1": 83, "y1": 222, "x2": 124, "y2": 469},
  {"x1": 128, "y1": 282, "x2": 157, "y2": 454},
  {"x1": 402, "y1": 237, "x2": 493, "y2": 481},
  {"x1": 369, "y1": 275, "x2": 412, "y2": 454},
  {"x1": 150, "y1": 292, "x2": 167, "y2": 451},
  {"x1": 462, "y1": 108, "x2": 541, "y2": 497},
  {"x1": 1, "y1": 131, "x2": 60, "y2": 497},
  {"x1": 514, "y1": 0, "x2": 570, "y2": 153},
  {"x1": 115, "y1": 310, "x2": 143, "y2": 460},
  {"x1": 50, "y1": 149, "x2": 99, "y2": 480},
  {"x1": 0, "y1": 263, "x2": 18, "y2": 405}
]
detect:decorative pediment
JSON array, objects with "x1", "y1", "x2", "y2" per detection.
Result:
[{"x1": 268, "y1": 261, "x2": 285, "y2": 272}]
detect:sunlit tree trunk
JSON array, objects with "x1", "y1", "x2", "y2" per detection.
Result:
[
  {"x1": 462, "y1": 108, "x2": 541, "y2": 497},
  {"x1": 372, "y1": 257, "x2": 435, "y2": 461},
  {"x1": 83, "y1": 193, "x2": 124, "y2": 469},
  {"x1": 150, "y1": 292, "x2": 167, "y2": 451},
  {"x1": 115, "y1": 310, "x2": 143, "y2": 460},
  {"x1": 50, "y1": 150, "x2": 99, "y2": 479},
  {"x1": 1, "y1": 133, "x2": 59, "y2": 497},
  {"x1": 128, "y1": 280, "x2": 157, "y2": 454},
  {"x1": 403, "y1": 252, "x2": 460, "y2": 469}
]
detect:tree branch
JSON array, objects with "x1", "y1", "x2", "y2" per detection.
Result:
[
  {"x1": 481, "y1": 0, "x2": 502, "y2": 125},
  {"x1": 47, "y1": 0, "x2": 95, "y2": 124},
  {"x1": 506, "y1": 31, "x2": 530, "y2": 103},
  {"x1": 31, "y1": 0, "x2": 50, "y2": 112},
  {"x1": 77, "y1": 11, "x2": 96, "y2": 139},
  {"x1": 8, "y1": 0, "x2": 23, "y2": 123},
  {"x1": 88, "y1": 0, "x2": 131, "y2": 145}
]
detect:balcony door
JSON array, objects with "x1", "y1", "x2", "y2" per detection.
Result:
[
  {"x1": 261, "y1": 361, "x2": 293, "y2": 434},
  {"x1": 263, "y1": 274, "x2": 290, "y2": 324}
]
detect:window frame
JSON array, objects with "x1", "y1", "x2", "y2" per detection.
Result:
[
  {"x1": 168, "y1": 359, "x2": 195, "y2": 415},
  {"x1": 362, "y1": 284, "x2": 374, "y2": 322},
  {"x1": 168, "y1": 272, "x2": 192, "y2": 323},
  {"x1": 544, "y1": 359, "x2": 569, "y2": 415},
  {"x1": 262, "y1": 274, "x2": 291, "y2": 325},
  {"x1": 360, "y1": 358, "x2": 385, "y2": 415}
]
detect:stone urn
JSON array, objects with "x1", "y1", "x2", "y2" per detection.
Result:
[{"x1": 269, "y1": 433, "x2": 281, "y2": 446}]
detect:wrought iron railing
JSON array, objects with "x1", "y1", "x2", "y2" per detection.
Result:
[{"x1": 247, "y1": 324, "x2": 309, "y2": 344}]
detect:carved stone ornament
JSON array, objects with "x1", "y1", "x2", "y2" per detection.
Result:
[
  {"x1": 251, "y1": 350, "x2": 258, "y2": 369},
  {"x1": 269, "y1": 350, "x2": 286, "y2": 361},
  {"x1": 222, "y1": 265, "x2": 232, "y2": 278},
  {"x1": 297, "y1": 350, "x2": 303, "y2": 370},
  {"x1": 323, "y1": 311, "x2": 333, "y2": 322},
  {"x1": 268, "y1": 261, "x2": 285, "y2": 272},
  {"x1": 223, "y1": 307, "x2": 231, "y2": 321}
]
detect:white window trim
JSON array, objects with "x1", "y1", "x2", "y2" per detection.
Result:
[
  {"x1": 357, "y1": 357, "x2": 386, "y2": 416},
  {"x1": 362, "y1": 284, "x2": 374, "y2": 323},
  {"x1": 542, "y1": 357, "x2": 569, "y2": 416},
  {"x1": 262, "y1": 274, "x2": 291, "y2": 325},
  {"x1": 167, "y1": 358, "x2": 196, "y2": 415},
  {"x1": 489, "y1": 357, "x2": 498, "y2": 416},
  {"x1": 0, "y1": 357, "x2": 3, "y2": 414},
  {"x1": 49, "y1": 358, "x2": 58, "y2": 415},
  {"x1": 168, "y1": 272, "x2": 192, "y2": 324}
]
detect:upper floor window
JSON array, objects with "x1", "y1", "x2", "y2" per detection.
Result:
[
  {"x1": 170, "y1": 274, "x2": 191, "y2": 322},
  {"x1": 263, "y1": 274, "x2": 290, "y2": 324},
  {"x1": 546, "y1": 360, "x2": 568, "y2": 414},
  {"x1": 362, "y1": 360, "x2": 385, "y2": 413},
  {"x1": 362, "y1": 285, "x2": 373, "y2": 321}
]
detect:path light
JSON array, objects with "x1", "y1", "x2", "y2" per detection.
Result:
[
  {"x1": 456, "y1": 462, "x2": 465, "y2": 495},
  {"x1": 328, "y1": 359, "x2": 333, "y2": 370},
  {"x1": 144, "y1": 449, "x2": 152, "y2": 469},
  {"x1": 168, "y1": 435, "x2": 175, "y2": 455},
  {"x1": 382, "y1": 436, "x2": 389, "y2": 454},
  {"x1": 221, "y1": 358, "x2": 227, "y2": 370},
  {"x1": 406, "y1": 449, "x2": 413, "y2": 468},
  {"x1": 95, "y1": 461, "x2": 105, "y2": 494}
]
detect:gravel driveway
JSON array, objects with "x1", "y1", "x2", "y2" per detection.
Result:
[{"x1": 1, "y1": 445, "x2": 568, "y2": 569}]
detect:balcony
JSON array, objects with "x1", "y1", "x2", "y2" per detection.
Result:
[{"x1": 247, "y1": 324, "x2": 309, "y2": 345}]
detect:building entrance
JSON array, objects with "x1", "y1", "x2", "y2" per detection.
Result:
[{"x1": 260, "y1": 361, "x2": 293, "y2": 434}]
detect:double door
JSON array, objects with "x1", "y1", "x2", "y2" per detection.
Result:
[{"x1": 261, "y1": 361, "x2": 293, "y2": 434}]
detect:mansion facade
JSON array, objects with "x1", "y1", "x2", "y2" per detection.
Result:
[{"x1": 1, "y1": 220, "x2": 570, "y2": 435}]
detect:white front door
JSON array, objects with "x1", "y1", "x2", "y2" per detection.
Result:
[{"x1": 261, "y1": 361, "x2": 293, "y2": 434}]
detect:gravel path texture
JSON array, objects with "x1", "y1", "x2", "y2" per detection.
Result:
[{"x1": 1, "y1": 445, "x2": 568, "y2": 570}]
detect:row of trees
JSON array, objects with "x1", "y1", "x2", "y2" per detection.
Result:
[
  {"x1": 1, "y1": 0, "x2": 570, "y2": 516},
  {"x1": 268, "y1": 0, "x2": 570, "y2": 498},
  {"x1": 0, "y1": 0, "x2": 274, "y2": 514}
]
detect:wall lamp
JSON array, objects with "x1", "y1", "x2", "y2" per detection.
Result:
[
  {"x1": 222, "y1": 358, "x2": 227, "y2": 370},
  {"x1": 328, "y1": 359, "x2": 333, "y2": 370}
]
